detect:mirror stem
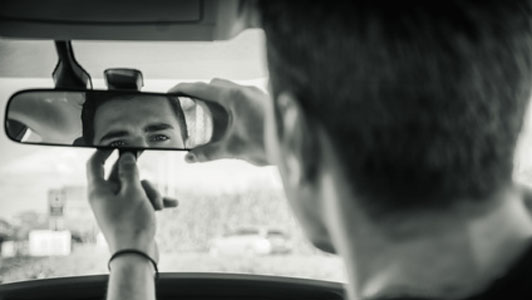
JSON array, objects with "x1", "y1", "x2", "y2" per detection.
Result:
[{"x1": 52, "y1": 41, "x2": 93, "y2": 89}]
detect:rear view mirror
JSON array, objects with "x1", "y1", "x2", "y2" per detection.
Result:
[{"x1": 4, "y1": 89, "x2": 225, "y2": 151}]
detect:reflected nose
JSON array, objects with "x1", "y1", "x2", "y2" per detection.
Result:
[{"x1": 129, "y1": 136, "x2": 148, "y2": 148}]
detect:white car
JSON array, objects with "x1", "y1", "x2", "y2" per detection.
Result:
[{"x1": 210, "y1": 228, "x2": 292, "y2": 256}]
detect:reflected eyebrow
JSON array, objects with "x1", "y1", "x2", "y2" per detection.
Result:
[
  {"x1": 144, "y1": 123, "x2": 174, "y2": 133},
  {"x1": 98, "y1": 123, "x2": 174, "y2": 143},
  {"x1": 99, "y1": 130, "x2": 129, "y2": 143}
]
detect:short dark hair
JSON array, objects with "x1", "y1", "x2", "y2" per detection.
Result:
[
  {"x1": 81, "y1": 92, "x2": 188, "y2": 145},
  {"x1": 259, "y1": 1, "x2": 532, "y2": 216}
]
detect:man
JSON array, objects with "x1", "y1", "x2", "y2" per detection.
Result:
[
  {"x1": 79, "y1": 93, "x2": 188, "y2": 148},
  {"x1": 87, "y1": 1, "x2": 532, "y2": 299}
]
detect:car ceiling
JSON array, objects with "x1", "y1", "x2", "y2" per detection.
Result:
[{"x1": 0, "y1": 0, "x2": 259, "y2": 41}]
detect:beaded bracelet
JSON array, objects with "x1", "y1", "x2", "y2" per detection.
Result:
[{"x1": 108, "y1": 249, "x2": 159, "y2": 279}]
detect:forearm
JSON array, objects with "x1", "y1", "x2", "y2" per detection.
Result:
[{"x1": 107, "y1": 254, "x2": 156, "y2": 300}]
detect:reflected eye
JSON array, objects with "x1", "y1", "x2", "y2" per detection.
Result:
[
  {"x1": 150, "y1": 134, "x2": 170, "y2": 143},
  {"x1": 109, "y1": 140, "x2": 127, "y2": 147}
]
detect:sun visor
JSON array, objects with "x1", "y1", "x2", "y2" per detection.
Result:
[{"x1": 0, "y1": 0, "x2": 258, "y2": 41}]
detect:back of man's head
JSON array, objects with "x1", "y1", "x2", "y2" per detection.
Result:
[{"x1": 259, "y1": 1, "x2": 532, "y2": 217}]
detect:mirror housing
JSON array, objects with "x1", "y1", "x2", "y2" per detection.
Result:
[{"x1": 4, "y1": 89, "x2": 228, "y2": 151}]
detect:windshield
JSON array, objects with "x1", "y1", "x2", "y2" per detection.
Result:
[
  {"x1": 3, "y1": 30, "x2": 532, "y2": 285},
  {"x1": 0, "y1": 31, "x2": 346, "y2": 284}
]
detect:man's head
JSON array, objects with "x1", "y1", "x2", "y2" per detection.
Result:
[
  {"x1": 259, "y1": 1, "x2": 532, "y2": 244},
  {"x1": 81, "y1": 93, "x2": 188, "y2": 148}
]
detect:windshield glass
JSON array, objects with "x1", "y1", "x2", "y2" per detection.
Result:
[
  {"x1": 0, "y1": 32, "x2": 346, "y2": 284},
  {"x1": 3, "y1": 30, "x2": 532, "y2": 285}
]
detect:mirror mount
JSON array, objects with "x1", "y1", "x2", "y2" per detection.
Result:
[
  {"x1": 52, "y1": 41, "x2": 93, "y2": 89},
  {"x1": 118, "y1": 149, "x2": 142, "y2": 160},
  {"x1": 105, "y1": 68, "x2": 144, "y2": 91}
]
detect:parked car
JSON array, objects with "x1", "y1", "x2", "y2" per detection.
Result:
[{"x1": 210, "y1": 228, "x2": 292, "y2": 256}]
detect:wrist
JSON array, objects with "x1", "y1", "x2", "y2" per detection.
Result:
[
  {"x1": 109, "y1": 253, "x2": 157, "y2": 278},
  {"x1": 108, "y1": 239, "x2": 159, "y2": 264}
]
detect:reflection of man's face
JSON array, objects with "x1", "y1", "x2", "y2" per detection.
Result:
[{"x1": 92, "y1": 96, "x2": 185, "y2": 148}]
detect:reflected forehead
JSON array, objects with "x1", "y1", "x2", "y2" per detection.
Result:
[
  {"x1": 99, "y1": 95, "x2": 171, "y2": 109},
  {"x1": 95, "y1": 96, "x2": 174, "y2": 120}
]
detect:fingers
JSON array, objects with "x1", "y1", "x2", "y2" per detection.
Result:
[
  {"x1": 185, "y1": 142, "x2": 225, "y2": 163},
  {"x1": 87, "y1": 149, "x2": 114, "y2": 188},
  {"x1": 108, "y1": 151, "x2": 142, "y2": 184},
  {"x1": 118, "y1": 152, "x2": 140, "y2": 194},
  {"x1": 168, "y1": 79, "x2": 232, "y2": 105},
  {"x1": 142, "y1": 180, "x2": 179, "y2": 210},
  {"x1": 209, "y1": 78, "x2": 238, "y2": 88},
  {"x1": 168, "y1": 82, "x2": 218, "y2": 101},
  {"x1": 107, "y1": 159, "x2": 120, "y2": 184},
  {"x1": 90, "y1": 149, "x2": 177, "y2": 211},
  {"x1": 163, "y1": 197, "x2": 179, "y2": 208},
  {"x1": 141, "y1": 180, "x2": 163, "y2": 211}
]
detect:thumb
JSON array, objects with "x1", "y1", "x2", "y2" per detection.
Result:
[
  {"x1": 118, "y1": 152, "x2": 140, "y2": 192},
  {"x1": 185, "y1": 142, "x2": 225, "y2": 163}
]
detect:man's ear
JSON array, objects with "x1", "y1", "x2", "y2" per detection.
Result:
[
  {"x1": 274, "y1": 93, "x2": 336, "y2": 254},
  {"x1": 275, "y1": 92, "x2": 319, "y2": 186}
]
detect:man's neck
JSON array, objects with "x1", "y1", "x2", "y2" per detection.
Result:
[{"x1": 321, "y1": 173, "x2": 532, "y2": 299}]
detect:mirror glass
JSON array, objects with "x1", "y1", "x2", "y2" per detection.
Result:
[{"x1": 5, "y1": 89, "x2": 217, "y2": 150}]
